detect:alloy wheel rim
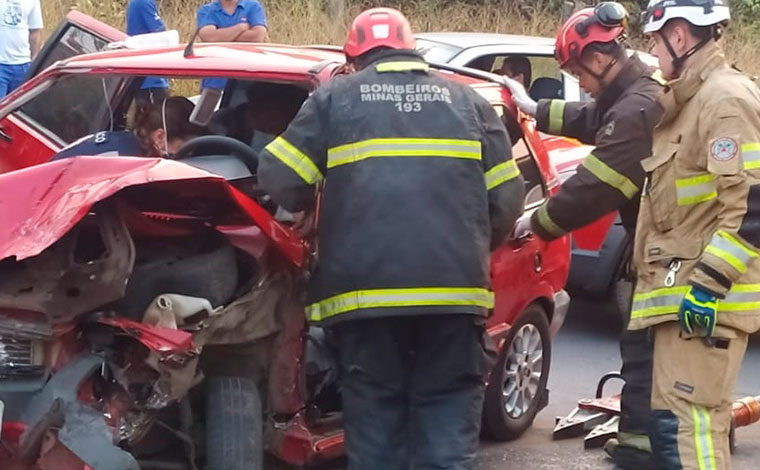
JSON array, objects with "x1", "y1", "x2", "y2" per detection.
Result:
[{"x1": 502, "y1": 323, "x2": 544, "y2": 419}]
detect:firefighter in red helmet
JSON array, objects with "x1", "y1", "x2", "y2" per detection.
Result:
[
  {"x1": 258, "y1": 7, "x2": 524, "y2": 470},
  {"x1": 503, "y1": 3, "x2": 665, "y2": 468}
]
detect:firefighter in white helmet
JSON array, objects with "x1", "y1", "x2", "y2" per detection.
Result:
[{"x1": 634, "y1": 1, "x2": 760, "y2": 468}]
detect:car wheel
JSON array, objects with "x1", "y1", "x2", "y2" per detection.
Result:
[{"x1": 481, "y1": 304, "x2": 551, "y2": 441}]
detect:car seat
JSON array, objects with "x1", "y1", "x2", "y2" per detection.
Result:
[{"x1": 529, "y1": 77, "x2": 563, "y2": 101}]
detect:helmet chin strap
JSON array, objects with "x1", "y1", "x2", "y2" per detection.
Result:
[
  {"x1": 577, "y1": 54, "x2": 620, "y2": 89},
  {"x1": 657, "y1": 27, "x2": 717, "y2": 77}
]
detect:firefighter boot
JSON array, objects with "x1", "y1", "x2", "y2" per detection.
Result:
[{"x1": 604, "y1": 433, "x2": 663, "y2": 470}]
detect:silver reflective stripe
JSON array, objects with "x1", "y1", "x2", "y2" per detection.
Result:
[
  {"x1": 743, "y1": 143, "x2": 760, "y2": 170},
  {"x1": 725, "y1": 291, "x2": 760, "y2": 303},
  {"x1": 676, "y1": 179, "x2": 717, "y2": 206},
  {"x1": 633, "y1": 285, "x2": 760, "y2": 319},
  {"x1": 631, "y1": 292, "x2": 685, "y2": 314},
  {"x1": 307, "y1": 287, "x2": 494, "y2": 322},
  {"x1": 692, "y1": 406, "x2": 717, "y2": 470},
  {"x1": 265, "y1": 137, "x2": 324, "y2": 184},
  {"x1": 707, "y1": 233, "x2": 755, "y2": 270},
  {"x1": 327, "y1": 139, "x2": 481, "y2": 169}
]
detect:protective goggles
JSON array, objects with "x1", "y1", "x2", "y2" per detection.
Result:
[{"x1": 575, "y1": 2, "x2": 629, "y2": 37}]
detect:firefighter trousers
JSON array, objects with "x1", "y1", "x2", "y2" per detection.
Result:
[
  {"x1": 329, "y1": 314, "x2": 493, "y2": 470},
  {"x1": 650, "y1": 321, "x2": 748, "y2": 470},
  {"x1": 619, "y1": 290, "x2": 655, "y2": 448}
]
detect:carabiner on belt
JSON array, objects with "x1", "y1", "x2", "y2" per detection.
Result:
[{"x1": 664, "y1": 259, "x2": 682, "y2": 287}]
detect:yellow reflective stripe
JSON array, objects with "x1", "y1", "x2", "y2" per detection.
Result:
[
  {"x1": 704, "y1": 245, "x2": 748, "y2": 274},
  {"x1": 548, "y1": 100, "x2": 565, "y2": 135},
  {"x1": 704, "y1": 230, "x2": 758, "y2": 274},
  {"x1": 676, "y1": 174, "x2": 716, "y2": 187},
  {"x1": 306, "y1": 287, "x2": 494, "y2": 322},
  {"x1": 264, "y1": 137, "x2": 324, "y2": 184},
  {"x1": 676, "y1": 174, "x2": 717, "y2": 206},
  {"x1": 631, "y1": 286, "x2": 690, "y2": 319},
  {"x1": 718, "y1": 230, "x2": 759, "y2": 258},
  {"x1": 581, "y1": 153, "x2": 639, "y2": 199},
  {"x1": 376, "y1": 61, "x2": 430, "y2": 73},
  {"x1": 693, "y1": 406, "x2": 717, "y2": 470},
  {"x1": 742, "y1": 142, "x2": 760, "y2": 170},
  {"x1": 485, "y1": 160, "x2": 521, "y2": 190},
  {"x1": 327, "y1": 138, "x2": 481, "y2": 169},
  {"x1": 632, "y1": 284, "x2": 760, "y2": 319},
  {"x1": 536, "y1": 203, "x2": 565, "y2": 238}
]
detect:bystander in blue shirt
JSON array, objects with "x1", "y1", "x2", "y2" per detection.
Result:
[
  {"x1": 197, "y1": 0, "x2": 268, "y2": 90},
  {"x1": 127, "y1": 0, "x2": 169, "y2": 104}
]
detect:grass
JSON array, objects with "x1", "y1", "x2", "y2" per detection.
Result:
[{"x1": 40, "y1": 0, "x2": 760, "y2": 76}]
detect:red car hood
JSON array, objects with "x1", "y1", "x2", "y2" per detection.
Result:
[{"x1": 0, "y1": 156, "x2": 305, "y2": 264}]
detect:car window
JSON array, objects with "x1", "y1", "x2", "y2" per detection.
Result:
[
  {"x1": 492, "y1": 104, "x2": 546, "y2": 208},
  {"x1": 471, "y1": 54, "x2": 564, "y2": 102},
  {"x1": 18, "y1": 74, "x2": 125, "y2": 145},
  {"x1": 34, "y1": 24, "x2": 109, "y2": 74},
  {"x1": 512, "y1": 138, "x2": 546, "y2": 208},
  {"x1": 416, "y1": 39, "x2": 462, "y2": 64}
]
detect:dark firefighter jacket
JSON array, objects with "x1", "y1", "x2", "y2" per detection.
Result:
[
  {"x1": 258, "y1": 51, "x2": 525, "y2": 326},
  {"x1": 530, "y1": 54, "x2": 663, "y2": 241}
]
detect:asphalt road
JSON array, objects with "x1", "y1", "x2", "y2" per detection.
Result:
[{"x1": 479, "y1": 296, "x2": 760, "y2": 470}]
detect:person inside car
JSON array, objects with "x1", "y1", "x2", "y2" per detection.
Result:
[
  {"x1": 52, "y1": 96, "x2": 206, "y2": 160},
  {"x1": 500, "y1": 55, "x2": 532, "y2": 88},
  {"x1": 209, "y1": 82, "x2": 308, "y2": 153}
]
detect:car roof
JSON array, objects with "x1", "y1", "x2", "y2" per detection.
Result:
[
  {"x1": 55, "y1": 43, "x2": 346, "y2": 78},
  {"x1": 48, "y1": 42, "x2": 505, "y2": 89},
  {"x1": 415, "y1": 32, "x2": 555, "y2": 50}
]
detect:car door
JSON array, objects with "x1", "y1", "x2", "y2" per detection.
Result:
[{"x1": 0, "y1": 12, "x2": 124, "y2": 172}]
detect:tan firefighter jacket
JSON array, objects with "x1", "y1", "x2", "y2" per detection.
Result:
[{"x1": 630, "y1": 42, "x2": 760, "y2": 334}]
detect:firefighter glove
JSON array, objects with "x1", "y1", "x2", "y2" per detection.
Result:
[
  {"x1": 679, "y1": 285, "x2": 718, "y2": 338},
  {"x1": 501, "y1": 76, "x2": 537, "y2": 116}
]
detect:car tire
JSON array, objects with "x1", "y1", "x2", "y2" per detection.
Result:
[
  {"x1": 205, "y1": 376, "x2": 263, "y2": 470},
  {"x1": 481, "y1": 304, "x2": 551, "y2": 441},
  {"x1": 118, "y1": 233, "x2": 239, "y2": 321},
  {"x1": 610, "y1": 242, "x2": 634, "y2": 326}
]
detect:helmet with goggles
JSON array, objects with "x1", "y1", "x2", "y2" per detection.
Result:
[{"x1": 555, "y1": 2, "x2": 628, "y2": 68}]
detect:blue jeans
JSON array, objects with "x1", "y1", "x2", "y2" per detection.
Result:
[{"x1": 0, "y1": 62, "x2": 30, "y2": 98}]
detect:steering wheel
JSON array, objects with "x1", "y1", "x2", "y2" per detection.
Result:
[{"x1": 175, "y1": 135, "x2": 259, "y2": 173}]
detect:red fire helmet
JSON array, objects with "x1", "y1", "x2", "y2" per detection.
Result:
[
  {"x1": 555, "y1": 2, "x2": 628, "y2": 68},
  {"x1": 343, "y1": 7, "x2": 416, "y2": 59}
]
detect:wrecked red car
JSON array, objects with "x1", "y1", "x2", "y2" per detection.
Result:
[{"x1": 0, "y1": 12, "x2": 582, "y2": 470}]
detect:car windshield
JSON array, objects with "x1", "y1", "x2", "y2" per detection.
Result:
[{"x1": 415, "y1": 39, "x2": 462, "y2": 64}]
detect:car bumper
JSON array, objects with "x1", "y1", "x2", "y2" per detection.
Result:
[{"x1": 550, "y1": 289, "x2": 570, "y2": 338}]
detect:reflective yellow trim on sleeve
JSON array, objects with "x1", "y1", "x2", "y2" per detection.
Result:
[
  {"x1": 375, "y1": 61, "x2": 430, "y2": 73},
  {"x1": 264, "y1": 137, "x2": 324, "y2": 184},
  {"x1": 306, "y1": 287, "x2": 494, "y2": 322},
  {"x1": 581, "y1": 153, "x2": 639, "y2": 199},
  {"x1": 327, "y1": 138, "x2": 482, "y2": 169},
  {"x1": 485, "y1": 160, "x2": 521, "y2": 190},
  {"x1": 675, "y1": 174, "x2": 717, "y2": 206},
  {"x1": 535, "y1": 203, "x2": 565, "y2": 238},
  {"x1": 548, "y1": 100, "x2": 565, "y2": 135},
  {"x1": 742, "y1": 142, "x2": 760, "y2": 170}
]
